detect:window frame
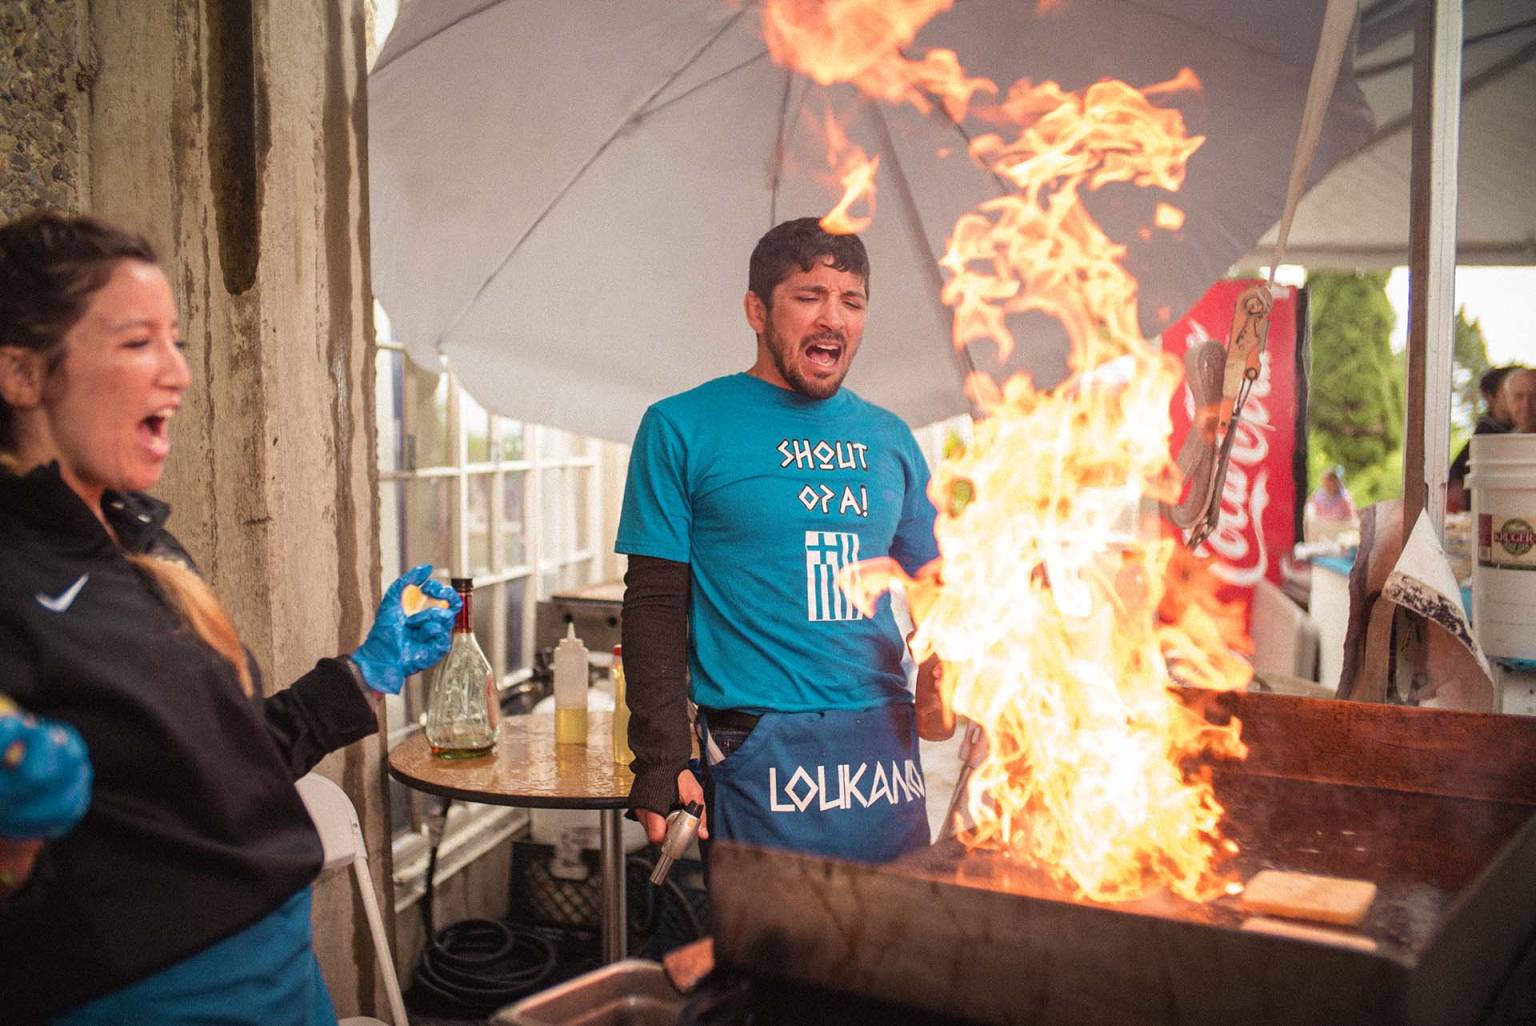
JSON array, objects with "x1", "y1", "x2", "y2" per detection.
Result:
[{"x1": 374, "y1": 335, "x2": 613, "y2": 898}]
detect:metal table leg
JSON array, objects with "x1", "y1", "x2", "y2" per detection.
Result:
[{"x1": 599, "y1": 808, "x2": 627, "y2": 962}]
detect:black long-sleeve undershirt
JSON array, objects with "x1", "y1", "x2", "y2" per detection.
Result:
[{"x1": 620, "y1": 554, "x2": 692, "y2": 816}]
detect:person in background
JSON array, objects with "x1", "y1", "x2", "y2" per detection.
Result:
[
  {"x1": 0, "y1": 210, "x2": 460, "y2": 1026},
  {"x1": 1447, "y1": 365, "x2": 1521, "y2": 512},
  {"x1": 615, "y1": 217, "x2": 942, "y2": 865},
  {"x1": 1304, "y1": 466, "x2": 1357, "y2": 541},
  {"x1": 1503, "y1": 367, "x2": 1536, "y2": 434}
]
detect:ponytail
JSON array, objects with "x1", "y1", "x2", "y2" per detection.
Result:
[{"x1": 125, "y1": 554, "x2": 254, "y2": 697}]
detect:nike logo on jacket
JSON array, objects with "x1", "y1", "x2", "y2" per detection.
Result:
[{"x1": 35, "y1": 574, "x2": 89, "y2": 613}]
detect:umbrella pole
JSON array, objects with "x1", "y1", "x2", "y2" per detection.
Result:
[{"x1": 1401, "y1": 0, "x2": 1462, "y2": 540}]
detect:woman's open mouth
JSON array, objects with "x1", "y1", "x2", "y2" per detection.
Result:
[{"x1": 138, "y1": 408, "x2": 175, "y2": 457}]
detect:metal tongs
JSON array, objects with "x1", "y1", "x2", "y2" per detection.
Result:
[{"x1": 1161, "y1": 285, "x2": 1273, "y2": 550}]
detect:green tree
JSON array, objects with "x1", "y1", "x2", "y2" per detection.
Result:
[
  {"x1": 1305, "y1": 270, "x2": 1404, "y2": 504},
  {"x1": 1451, "y1": 306, "x2": 1491, "y2": 436}
]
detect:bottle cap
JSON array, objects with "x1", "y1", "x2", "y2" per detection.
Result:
[
  {"x1": 451, "y1": 577, "x2": 474, "y2": 591},
  {"x1": 555, "y1": 622, "x2": 587, "y2": 655},
  {"x1": 613, "y1": 644, "x2": 622, "y2": 658}
]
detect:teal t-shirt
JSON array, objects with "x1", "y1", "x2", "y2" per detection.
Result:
[{"x1": 615, "y1": 373, "x2": 940, "y2": 713}]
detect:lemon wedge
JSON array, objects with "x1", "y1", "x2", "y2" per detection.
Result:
[{"x1": 401, "y1": 584, "x2": 450, "y2": 616}]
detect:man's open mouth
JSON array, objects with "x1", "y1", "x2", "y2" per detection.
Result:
[{"x1": 805, "y1": 338, "x2": 844, "y2": 369}]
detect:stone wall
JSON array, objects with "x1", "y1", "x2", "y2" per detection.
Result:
[{"x1": 0, "y1": 0, "x2": 86, "y2": 218}]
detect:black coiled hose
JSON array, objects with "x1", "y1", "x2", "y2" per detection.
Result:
[
  {"x1": 626, "y1": 853, "x2": 706, "y2": 941},
  {"x1": 409, "y1": 803, "x2": 558, "y2": 1017},
  {"x1": 408, "y1": 801, "x2": 708, "y2": 1016}
]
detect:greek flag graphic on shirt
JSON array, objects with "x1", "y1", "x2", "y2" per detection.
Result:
[{"x1": 805, "y1": 531, "x2": 864, "y2": 622}]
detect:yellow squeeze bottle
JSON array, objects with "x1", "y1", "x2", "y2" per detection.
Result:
[
  {"x1": 553, "y1": 623, "x2": 589, "y2": 744},
  {"x1": 611, "y1": 646, "x2": 633, "y2": 765}
]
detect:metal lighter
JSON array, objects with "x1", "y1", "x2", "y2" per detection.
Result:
[{"x1": 649, "y1": 800, "x2": 703, "y2": 886}]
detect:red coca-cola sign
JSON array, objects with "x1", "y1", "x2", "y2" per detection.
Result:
[{"x1": 1163, "y1": 280, "x2": 1301, "y2": 621}]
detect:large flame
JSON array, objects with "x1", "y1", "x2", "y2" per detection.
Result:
[
  {"x1": 761, "y1": 2, "x2": 1251, "y2": 902},
  {"x1": 819, "y1": 110, "x2": 880, "y2": 235},
  {"x1": 761, "y1": 0, "x2": 992, "y2": 120}
]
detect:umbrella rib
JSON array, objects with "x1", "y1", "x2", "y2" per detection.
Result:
[
  {"x1": 895, "y1": 46, "x2": 1011, "y2": 199},
  {"x1": 1356, "y1": 17, "x2": 1536, "y2": 79},
  {"x1": 869, "y1": 104, "x2": 981, "y2": 409},
  {"x1": 1112, "y1": 0, "x2": 1346, "y2": 68},
  {"x1": 769, "y1": 68, "x2": 795, "y2": 227},
  {"x1": 436, "y1": 5, "x2": 753, "y2": 349},
  {"x1": 1353, "y1": 37, "x2": 1536, "y2": 156},
  {"x1": 370, "y1": 0, "x2": 506, "y2": 78},
  {"x1": 638, "y1": 50, "x2": 773, "y2": 119}
]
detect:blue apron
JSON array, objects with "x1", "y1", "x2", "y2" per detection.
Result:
[
  {"x1": 701, "y1": 703, "x2": 930, "y2": 863},
  {"x1": 53, "y1": 887, "x2": 336, "y2": 1026}
]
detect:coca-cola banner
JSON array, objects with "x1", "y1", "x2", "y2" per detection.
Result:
[{"x1": 1162, "y1": 279, "x2": 1304, "y2": 620}]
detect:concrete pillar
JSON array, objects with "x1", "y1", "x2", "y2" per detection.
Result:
[{"x1": 0, "y1": 0, "x2": 389, "y2": 1017}]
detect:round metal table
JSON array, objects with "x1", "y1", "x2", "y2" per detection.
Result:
[{"x1": 388, "y1": 711, "x2": 634, "y2": 963}]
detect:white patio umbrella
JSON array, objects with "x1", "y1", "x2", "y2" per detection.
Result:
[{"x1": 369, "y1": 0, "x2": 1374, "y2": 444}]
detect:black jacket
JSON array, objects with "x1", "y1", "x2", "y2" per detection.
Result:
[
  {"x1": 1448, "y1": 414, "x2": 1513, "y2": 487},
  {"x1": 0, "y1": 464, "x2": 377, "y2": 1022}
]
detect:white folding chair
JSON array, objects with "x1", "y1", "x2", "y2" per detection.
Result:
[{"x1": 295, "y1": 773, "x2": 410, "y2": 1026}]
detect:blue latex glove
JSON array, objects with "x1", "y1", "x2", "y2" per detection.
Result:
[
  {"x1": 0, "y1": 709, "x2": 93, "y2": 840},
  {"x1": 351, "y1": 564, "x2": 461, "y2": 695}
]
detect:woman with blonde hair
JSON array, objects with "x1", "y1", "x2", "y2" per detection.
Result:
[{"x1": 0, "y1": 210, "x2": 458, "y2": 1025}]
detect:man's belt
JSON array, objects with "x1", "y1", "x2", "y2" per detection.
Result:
[{"x1": 702, "y1": 708, "x2": 761, "y2": 732}]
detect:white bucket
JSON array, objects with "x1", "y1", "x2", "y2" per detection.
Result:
[{"x1": 1468, "y1": 433, "x2": 1536, "y2": 660}]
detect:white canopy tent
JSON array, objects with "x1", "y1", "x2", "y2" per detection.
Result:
[{"x1": 1241, "y1": 0, "x2": 1535, "y2": 269}]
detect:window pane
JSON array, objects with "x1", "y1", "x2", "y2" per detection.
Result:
[
  {"x1": 467, "y1": 473, "x2": 494, "y2": 576},
  {"x1": 464, "y1": 390, "x2": 492, "y2": 464},
  {"x1": 392, "y1": 670, "x2": 428, "y2": 736},
  {"x1": 473, "y1": 581, "x2": 499, "y2": 678},
  {"x1": 504, "y1": 579, "x2": 528, "y2": 674},
  {"x1": 379, "y1": 480, "x2": 406, "y2": 583},
  {"x1": 374, "y1": 299, "x2": 396, "y2": 343},
  {"x1": 375, "y1": 348, "x2": 404, "y2": 471},
  {"x1": 498, "y1": 420, "x2": 525, "y2": 463},
  {"x1": 540, "y1": 567, "x2": 577, "y2": 601},
  {"x1": 386, "y1": 669, "x2": 427, "y2": 737},
  {"x1": 384, "y1": 692, "x2": 407, "y2": 736},
  {"x1": 539, "y1": 426, "x2": 575, "y2": 460},
  {"x1": 502, "y1": 471, "x2": 527, "y2": 565},
  {"x1": 403, "y1": 478, "x2": 453, "y2": 571},
  {"x1": 405, "y1": 370, "x2": 452, "y2": 469},
  {"x1": 570, "y1": 467, "x2": 592, "y2": 553},
  {"x1": 389, "y1": 777, "x2": 416, "y2": 836},
  {"x1": 540, "y1": 468, "x2": 574, "y2": 565}
]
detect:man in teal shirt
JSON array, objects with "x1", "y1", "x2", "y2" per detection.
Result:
[{"x1": 616, "y1": 218, "x2": 940, "y2": 862}]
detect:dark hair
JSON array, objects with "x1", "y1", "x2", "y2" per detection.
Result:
[
  {"x1": 1480, "y1": 365, "x2": 1516, "y2": 402},
  {"x1": 748, "y1": 217, "x2": 870, "y2": 308},
  {"x1": 0, "y1": 210, "x2": 159, "y2": 445}
]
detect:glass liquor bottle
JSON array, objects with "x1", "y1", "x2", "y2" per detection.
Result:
[{"x1": 425, "y1": 578, "x2": 499, "y2": 758}]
